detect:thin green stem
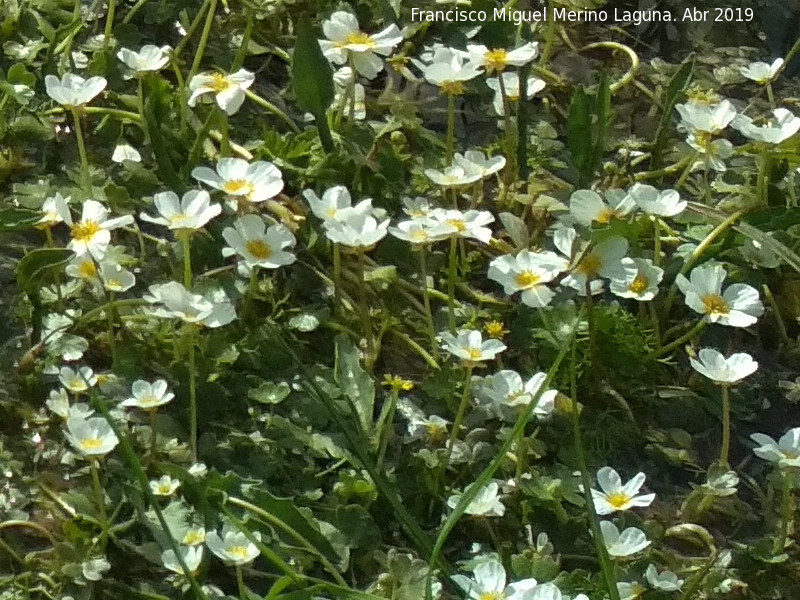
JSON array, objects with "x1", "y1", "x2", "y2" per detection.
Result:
[
  {"x1": 188, "y1": 0, "x2": 218, "y2": 83},
  {"x1": 763, "y1": 284, "x2": 790, "y2": 346},
  {"x1": 440, "y1": 364, "x2": 474, "y2": 476},
  {"x1": 652, "y1": 216, "x2": 661, "y2": 267},
  {"x1": 447, "y1": 237, "x2": 458, "y2": 333},
  {"x1": 652, "y1": 319, "x2": 706, "y2": 358},
  {"x1": 347, "y1": 55, "x2": 357, "y2": 124},
  {"x1": 244, "y1": 90, "x2": 300, "y2": 132},
  {"x1": 148, "y1": 409, "x2": 158, "y2": 463},
  {"x1": 70, "y1": 108, "x2": 91, "y2": 193},
  {"x1": 356, "y1": 252, "x2": 375, "y2": 369},
  {"x1": 174, "y1": 0, "x2": 212, "y2": 58},
  {"x1": 569, "y1": 337, "x2": 620, "y2": 600},
  {"x1": 103, "y1": 0, "x2": 116, "y2": 51},
  {"x1": 377, "y1": 388, "x2": 399, "y2": 471},
  {"x1": 219, "y1": 108, "x2": 230, "y2": 156},
  {"x1": 247, "y1": 266, "x2": 259, "y2": 318},
  {"x1": 584, "y1": 280, "x2": 596, "y2": 372},
  {"x1": 497, "y1": 73, "x2": 515, "y2": 205},
  {"x1": 236, "y1": 565, "x2": 246, "y2": 599},
  {"x1": 231, "y1": 10, "x2": 254, "y2": 72},
  {"x1": 766, "y1": 83, "x2": 776, "y2": 110},
  {"x1": 719, "y1": 384, "x2": 731, "y2": 467},
  {"x1": 445, "y1": 93, "x2": 455, "y2": 164},
  {"x1": 776, "y1": 480, "x2": 793, "y2": 554},
  {"x1": 180, "y1": 232, "x2": 193, "y2": 290},
  {"x1": 332, "y1": 243, "x2": 342, "y2": 314},
  {"x1": 757, "y1": 148, "x2": 771, "y2": 206},
  {"x1": 418, "y1": 248, "x2": 439, "y2": 360},
  {"x1": 137, "y1": 77, "x2": 147, "y2": 133},
  {"x1": 105, "y1": 290, "x2": 118, "y2": 367},
  {"x1": 122, "y1": 0, "x2": 152, "y2": 24},
  {"x1": 539, "y1": 0, "x2": 556, "y2": 68},
  {"x1": 187, "y1": 327, "x2": 198, "y2": 462},
  {"x1": 90, "y1": 459, "x2": 108, "y2": 548},
  {"x1": 60, "y1": 0, "x2": 82, "y2": 73}
]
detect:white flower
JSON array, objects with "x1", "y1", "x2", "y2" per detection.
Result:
[
  {"x1": 99, "y1": 260, "x2": 135, "y2": 293},
  {"x1": 675, "y1": 100, "x2": 737, "y2": 134},
  {"x1": 65, "y1": 200, "x2": 134, "y2": 260},
  {"x1": 740, "y1": 58, "x2": 783, "y2": 84},
  {"x1": 476, "y1": 370, "x2": 557, "y2": 419},
  {"x1": 331, "y1": 67, "x2": 366, "y2": 120},
  {"x1": 566, "y1": 236, "x2": 628, "y2": 293},
  {"x1": 429, "y1": 208, "x2": 494, "y2": 243},
  {"x1": 318, "y1": 11, "x2": 402, "y2": 80},
  {"x1": 389, "y1": 219, "x2": 449, "y2": 245},
  {"x1": 617, "y1": 581, "x2": 647, "y2": 600},
  {"x1": 599, "y1": 521, "x2": 650, "y2": 557},
  {"x1": 111, "y1": 143, "x2": 142, "y2": 163},
  {"x1": 676, "y1": 264, "x2": 763, "y2": 327},
  {"x1": 569, "y1": 189, "x2": 636, "y2": 226},
  {"x1": 467, "y1": 42, "x2": 539, "y2": 74},
  {"x1": 455, "y1": 150, "x2": 506, "y2": 179},
  {"x1": 45, "y1": 73, "x2": 107, "y2": 107},
  {"x1": 162, "y1": 546, "x2": 203, "y2": 576},
  {"x1": 440, "y1": 329, "x2": 506, "y2": 362},
  {"x1": 416, "y1": 47, "x2": 482, "y2": 94},
  {"x1": 645, "y1": 564, "x2": 683, "y2": 592},
  {"x1": 451, "y1": 558, "x2": 537, "y2": 600},
  {"x1": 121, "y1": 379, "x2": 175, "y2": 410},
  {"x1": 82, "y1": 557, "x2": 111, "y2": 581},
  {"x1": 205, "y1": 530, "x2": 261, "y2": 566},
  {"x1": 627, "y1": 183, "x2": 686, "y2": 217},
  {"x1": 487, "y1": 250, "x2": 562, "y2": 307},
  {"x1": 750, "y1": 428, "x2": 800, "y2": 468},
  {"x1": 687, "y1": 135, "x2": 733, "y2": 172},
  {"x1": 733, "y1": 108, "x2": 800, "y2": 144},
  {"x1": 689, "y1": 348, "x2": 758, "y2": 384},
  {"x1": 402, "y1": 197, "x2": 434, "y2": 221},
  {"x1": 222, "y1": 215, "x2": 296, "y2": 269},
  {"x1": 425, "y1": 162, "x2": 484, "y2": 188},
  {"x1": 446, "y1": 481, "x2": 505, "y2": 516},
  {"x1": 140, "y1": 190, "x2": 221, "y2": 230},
  {"x1": 150, "y1": 475, "x2": 181, "y2": 496},
  {"x1": 591, "y1": 466, "x2": 655, "y2": 515},
  {"x1": 192, "y1": 158, "x2": 283, "y2": 204},
  {"x1": 486, "y1": 72, "x2": 546, "y2": 116},
  {"x1": 323, "y1": 212, "x2": 389, "y2": 249},
  {"x1": 64, "y1": 416, "x2": 119, "y2": 457},
  {"x1": 187, "y1": 69, "x2": 255, "y2": 115},
  {"x1": 303, "y1": 186, "x2": 373, "y2": 223},
  {"x1": 117, "y1": 45, "x2": 171, "y2": 74},
  {"x1": 59, "y1": 366, "x2": 98, "y2": 394},
  {"x1": 144, "y1": 281, "x2": 236, "y2": 328},
  {"x1": 46, "y1": 388, "x2": 70, "y2": 418},
  {"x1": 37, "y1": 192, "x2": 70, "y2": 229},
  {"x1": 701, "y1": 467, "x2": 739, "y2": 496},
  {"x1": 609, "y1": 258, "x2": 663, "y2": 302}
]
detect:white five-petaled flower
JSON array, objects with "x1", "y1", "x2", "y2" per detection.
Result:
[
  {"x1": 143, "y1": 281, "x2": 236, "y2": 328},
  {"x1": 569, "y1": 189, "x2": 636, "y2": 226},
  {"x1": 733, "y1": 108, "x2": 800, "y2": 144},
  {"x1": 487, "y1": 250, "x2": 562, "y2": 308},
  {"x1": 467, "y1": 42, "x2": 539, "y2": 75},
  {"x1": 99, "y1": 261, "x2": 136, "y2": 293},
  {"x1": 323, "y1": 212, "x2": 389, "y2": 249},
  {"x1": 192, "y1": 157, "x2": 284, "y2": 204},
  {"x1": 676, "y1": 264, "x2": 763, "y2": 327},
  {"x1": 222, "y1": 214, "x2": 297, "y2": 269},
  {"x1": 111, "y1": 143, "x2": 142, "y2": 163},
  {"x1": 689, "y1": 348, "x2": 758, "y2": 384},
  {"x1": 451, "y1": 557, "x2": 537, "y2": 600},
  {"x1": 610, "y1": 258, "x2": 663, "y2": 302},
  {"x1": 567, "y1": 235, "x2": 629, "y2": 294},
  {"x1": 140, "y1": 190, "x2": 221, "y2": 230},
  {"x1": 675, "y1": 99, "x2": 737, "y2": 134},
  {"x1": 598, "y1": 521, "x2": 651, "y2": 557},
  {"x1": 45, "y1": 73, "x2": 107, "y2": 107},
  {"x1": 205, "y1": 530, "x2": 261, "y2": 566},
  {"x1": 425, "y1": 162, "x2": 484, "y2": 188},
  {"x1": 413, "y1": 46, "x2": 482, "y2": 95},
  {"x1": 645, "y1": 565, "x2": 684, "y2": 592},
  {"x1": 750, "y1": 428, "x2": 800, "y2": 468},
  {"x1": 486, "y1": 72, "x2": 546, "y2": 116},
  {"x1": 740, "y1": 58, "x2": 783, "y2": 85},
  {"x1": 59, "y1": 366, "x2": 98, "y2": 394},
  {"x1": 121, "y1": 379, "x2": 175, "y2": 410},
  {"x1": 446, "y1": 481, "x2": 506, "y2": 516},
  {"x1": 162, "y1": 545, "x2": 203, "y2": 576},
  {"x1": 187, "y1": 69, "x2": 255, "y2": 115},
  {"x1": 150, "y1": 475, "x2": 181, "y2": 496},
  {"x1": 455, "y1": 150, "x2": 506, "y2": 179},
  {"x1": 64, "y1": 200, "x2": 134, "y2": 260},
  {"x1": 440, "y1": 329, "x2": 506, "y2": 363},
  {"x1": 627, "y1": 183, "x2": 686, "y2": 217},
  {"x1": 37, "y1": 192, "x2": 70, "y2": 229},
  {"x1": 64, "y1": 416, "x2": 119, "y2": 458},
  {"x1": 476, "y1": 370, "x2": 557, "y2": 420},
  {"x1": 389, "y1": 219, "x2": 449, "y2": 245},
  {"x1": 590, "y1": 466, "x2": 655, "y2": 515},
  {"x1": 429, "y1": 208, "x2": 495, "y2": 243},
  {"x1": 303, "y1": 186, "x2": 373, "y2": 224},
  {"x1": 117, "y1": 45, "x2": 171, "y2": 75},
  {"x1": 318, "y1": 11, "x2": 403, "y2": 80}
]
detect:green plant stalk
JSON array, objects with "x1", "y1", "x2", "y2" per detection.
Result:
[
  {"x1": 776, "y1": 478, "x2": 793, "y2": 554},
  {"x1": 652, "y1": 319, "x2": 706, "y2": 358},
  {"x1": 231, "y1": 9, "x2": 254, "y2": 72},
  {"x1": 137, "y1": 77, "x2": 147, "y2": 134},
  {"x1": 188, "y1": 0, "x2": 218, "y2": 83},
  {"x1": 497, "y1": 72, "x2": 515, "y2": 204},
  {"x1": 180, "y1": 232, "x2": 193, "y2": 290},
  {"x1": 148, "y1": 409, "x2": 158, "y2": 463},
  {"x1": 418, "y1": 248, "x2": 439, "y2": 359},
  {"x1": 219, "y1": 108, "x2": 230, "y2": 156},
  {"x1": 244, "y1": 89, "x2": 300, "y2": 132},
  {"x1": 766, "y1": 82, "x2": 776, "y2": 110},
  {"x1": 356, "y1": 251, "x2": 375, "y2": 368},
  {"x1": 247, "y1": 265, "x2": 259, "y2": 318},
  {"x1": 445, "y1": 92, "x2": 455, "y2": 164},
  {"x1": 60, "y1": 0, "x2": 83, "y2": 73},
  {"x1": 187, "y1": 327, "x2": 198, "y2": 462},
  {"x1": 90, "y1": 459, "x2": 108, "y2": 548},
  {"x1": 539, "y1": 0, "x2": 556, "y2": 68},
  {"x1": 719, "y1": 384, "x2": 731, "y2": 467},
  {"x1": 662, "y1": 211, "x2": 741, "y2": 320},
  {"x1": 236, "y1": 565, "x2": 246, "y2": 599},
  {"x1": 584, "y1": 280, "x2": 596, "y2": 371},
  {"x1": 652, "y1": 216, "x2": 661, "y2": 267},
  {"x1": 757, "y1": 148, "x2": 771, "y2": 206},
  {"x1": 174, "y1": 0, "x2": 212, "y2": 58},
  {"x1": 447, "y1": 236, "x2": 458, "y2": 333},
  {"x1": 440, "y1": 364, "x2": 474, "y2": 476},
  {"x1": 569, "y1": 336, "x2": 620, "y2": 600},
  {"x1": 70, "y1": 108, "x2": 91, "y2": 193},
  {"x1": 122, "y1": 0, "x2": 152, "y2": 24},
  {"x1": 648, "y1": 302, "x2": 661, "y2": 348},
  {"x1": 376, "y1": 387, "x2": 399, "y2": 470},
  {"x1": 103, "y1": 0, "x2": 116, "y2": 51},
  {"x1": 762, "y1": 284, "x2": 790, "y2": 346},
  {"x1": 105, "y1": 290, "x2": 118, "y2": 367},
  {"x1": 332, "y1": 242, "x2": 342, "y2": 314}
]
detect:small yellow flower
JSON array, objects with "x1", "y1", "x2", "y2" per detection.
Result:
[
  {"x1": 484, "y1": 321, "x2": 508, "y2": 339},
  {"x1": 382, "y1": 374, "x2": 414, "y2": 392}
]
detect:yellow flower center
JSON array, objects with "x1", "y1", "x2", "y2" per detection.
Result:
[
  {"x1": 138, "y1": 395, "x2": 161, "y2": 408},
  {"x1": 71, "y1": 220, "x2": 101, "y2": 243},
  {"x1": 440, "y1": 80, "x2": 465, "y2": 96},
  {"x1": 484, "y1": 321, "x2": 506, "y2": 339},
  {"x1": 484, "y1": 49, "x2": 508, "y2": 74},
  {"x1": 105, "y1": 278, "x2": 121, "y2": 289},
  {"x1": 628, "y1": 274, "x2": 649, "y2": 295},
  {"x1": 157, "y1": 482, "x2": 173, "y2": 494},
  {"x1": 245, "y1": 239, "x2": 272, "y2": 260},
  {"x1": 77, "y1": 260, "x2": 97, "y2": 279},
  {"x1": 410, "y1": 230, "x2": 428, "y2": 242},
  {"x1": 514, "y1": 271, "x2": 540, "y2": 289},
  {"x1": 606, "y1": 492, "x2": 631, "y2": 508},
  {"x1": 341, "y1": 31, "x2": 375, "y2": 48},
  {"x1": 576, "y1": 254, "x2": 602, "y2": 278},
  {"x1": 467, "y1": 348, "x2": 483, "y2": 361},
  {"x1": 701, "y1": 294, "x2": 730, "y2": 316},
  {"x1": 67, "y1": 379, "x2": 88, "y2": 392},
  {"x1": 479, "y1": 592, "x2": 505, "y2": 600},
  {"x1": 79, "y1": 437, "x2": 103, "y2": 450},
  {"x1": 227, "y1": 545, "x2": 249, "y2": 559},
  {"x1": 445, "y1": 218, "x2": 466, "y2": 232},
  {"x1": 209, "y1": 73, "x2": 234, "y2": 92},
  {"x1": 425, "y1": 423, "x2": 446, "y2": 443},
  {"x1": 223, "y1": 179, "x2": 254, "y2": 195},
  {"x1": 183, "y1": 530, "x2": 205, "y2": 545},
  {"x1": 596, "y1": 208, "x2": 614, "y2": 224}
]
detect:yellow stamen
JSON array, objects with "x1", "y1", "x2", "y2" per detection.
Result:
[
  {"x1": 576, "y1": 254, "x2": 602, "y2": 278},
  {"x1": 70, "y1": 220, "x2": 101, "y2": 243},
  {"x1": 339, "y1": 31, "x2": 375, "y2": 48},
  {"x1": 245, "y1": 239, "x2": 272, "y2": 260},
  {"x1": 445, "y1": 218, "x2": 466, "y2": 232},
  {"x1": 513, "y1": 271, "x2": 540, "y2": 289},
  {"x1": 484, "y1": 49, "x2": 508, "y2": 74},
  {"x1": 440, "y1": 80, "x2": 465, "y2": 96},
  {"x1": 595, "y1": 208, "x2": 614, "y2": 224},
  {"x1": 77, "y1": 260, "x2": 97, "y2": 279},
  {"x1": 79, "y1": 437, "x2": 103, "y2": 450},
  {"x1": 628, "y1": 274, "x2": 649, "y2": 295},
  {"x1": 701, "y1": 294, "x2": 730, "y2": 316},
  {"x1": 223, "y1": 179, "x2": 253, "y2": 195},
  {"x1": 209, "y1": 73, "x2": 233, "y2": 93},
  {"x1": 606, "y1": 492, "x2": 630, "y2": 508},
  {"x1": 227, "y1": 545, "x2": 249, "y2": 559}
]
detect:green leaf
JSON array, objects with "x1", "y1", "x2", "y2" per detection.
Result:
[
  {"x1": 248, "y1": 380, "x2": 291, "y2": 405},
  {"x1": 334, "y1": 335, "x2": 375, "y2": 435},
  {"x1": 292, "y1": 17, "x2": 334, "y2": 151},
  {"x1": 15, "y1": 248, "x2": 74, "y2": 293},
  {"x1": 0, "y1": 207, "x2": 38, "y2": 231},
  {"x1": 142, "y1": 74, "x2": 182, "y2": 191},
  {"x1": 6, "y1": 63, "x2": 35, "y2": 86},
  {"x1": 650, "y1": 54, "x2": 694, "y2": 170},
  {"x1": 590, "y1": 72, "x2": 611, "y2": 179},
  {"x1": 566, "y1": 86, "x2": 592, "y2": 186}
]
